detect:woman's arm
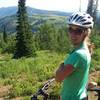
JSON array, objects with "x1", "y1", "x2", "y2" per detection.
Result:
[{"x1": 55, "y1": 63, "x2": 74, "y2": 82}]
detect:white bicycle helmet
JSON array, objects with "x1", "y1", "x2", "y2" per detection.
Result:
[{"x1": 67, "y1": 12, "x2": 94, "y2": 28}]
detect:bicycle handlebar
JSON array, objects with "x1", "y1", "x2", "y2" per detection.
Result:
[
  {"x1": 88, "y1": 87, "x2": 100, "y2": 100},
  {"x1": 31, "y1": 78, "x2": 55, "y2": 100},
  {"x1": 42, "y1": 78, "x2": 55, "y2": 90},
  {"x1": 31, "y1": 78, "x2": 100, "y2": 100},
  {"x1": 88, "y1": 87, "x2": 100, "y2": 92}
]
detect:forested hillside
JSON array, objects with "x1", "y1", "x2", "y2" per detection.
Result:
[
  {"x1": 0, "y1": 6, "x2": 71, "y2": 33},
  {"x1": 0, "y1": 14, "x2": 67, "y2": 33},
  {"x1": 0, "y1": 6, "x2": 70, "y2": 18}
]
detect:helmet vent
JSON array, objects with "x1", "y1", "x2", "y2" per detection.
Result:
[
  {"x1": 88, "y1": 16, "x2": 90, "y2": 18},
  {"x1": 73, "y1": 14, "x2": 78, "y2": 20},
  {"x1": 83, "y1": 22, "x2": 91, "y2": 25},
  {"x1": 76, "y1": 16, "x2": 84, "y2": 21},
  {"x1": 81, "y1": 19, "x2": 86, "y2": 22}
]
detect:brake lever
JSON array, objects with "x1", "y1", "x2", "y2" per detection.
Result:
[
  {"x1": 42, "y1": 78, "x2": 55, "y2": 91},
  {"x1": 31, "y1": 78, "x2": 55, "y2": 100}
]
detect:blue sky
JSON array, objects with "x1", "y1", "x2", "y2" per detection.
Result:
[{"x1": 0, "y1": 0, "x2": 100, "y2": 12}]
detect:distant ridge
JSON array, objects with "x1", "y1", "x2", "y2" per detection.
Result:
[
  {"x1": 0, "y1": 6, "x2": 73, "y2": 33},
  {"x1": 0, "y1": 6, "x2": 72, "y2": 18}
]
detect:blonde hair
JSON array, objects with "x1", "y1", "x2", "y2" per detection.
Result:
[{"x1": 85, "y1": 28, "x2": 95, "y2": 55}]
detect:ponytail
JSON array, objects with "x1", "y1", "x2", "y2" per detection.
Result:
[
  {"x1": 85, "y1": 28, "x2": 95, "y2": 55},
  {"x1": 87, "y1": 41, "x2": 95, "y2": 55}
]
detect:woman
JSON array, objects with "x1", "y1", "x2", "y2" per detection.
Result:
[{"x1": 55, "y1": 12, "x2": 94, "y2": 100}]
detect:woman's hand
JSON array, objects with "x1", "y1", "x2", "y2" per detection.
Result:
[{"x1": 88, "y1": 82, "x2": 97, "y2": 89}]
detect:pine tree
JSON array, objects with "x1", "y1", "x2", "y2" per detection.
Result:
[
  {"x1": 14, "y1": 0, "x2": 36, "y2": 58},
  {"x1": 37, "y1": 22, "x2": 52, "y2": 50},
  {"x1": 3, "y1": 25, "x2": 7, "y2": 43}
]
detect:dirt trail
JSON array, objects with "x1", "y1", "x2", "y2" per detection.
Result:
[{"x1": 0, "y1": 85, "x2": 11, "y2": 100}]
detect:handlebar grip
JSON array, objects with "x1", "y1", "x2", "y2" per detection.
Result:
[{"x1": 88, "y1": 87, "x2": 100, "y2": 92}]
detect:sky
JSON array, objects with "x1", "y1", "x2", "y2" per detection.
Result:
[{"x1": 0, "y1": 0, "x2": 100, "y2": 12}]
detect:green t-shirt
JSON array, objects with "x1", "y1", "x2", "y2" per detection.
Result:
[{"x1": 61, "y1": 43, "x2": 91, "y2": 100}]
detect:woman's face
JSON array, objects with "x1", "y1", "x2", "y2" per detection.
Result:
[{"x1": 68, "y1": 25, "x2": 87, "y2": 46}]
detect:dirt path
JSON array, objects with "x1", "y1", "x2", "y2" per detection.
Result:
[
  {"x1": 0, "y1": 85, "x2": 11, "y2": 97},
  {"x1": 0, "y1": 85, "x2": 11, "y2": 100}
]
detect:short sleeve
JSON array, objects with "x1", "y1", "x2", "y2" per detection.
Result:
[{"x1": 64, "y1": 52, "x2": 83, "y2": 68}]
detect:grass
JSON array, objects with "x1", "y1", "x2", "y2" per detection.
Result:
[
  {"x1": 0, "y1": 50, "x2": 100, "y2": 99},
  {"x1": 0, "y1": 50, "x2": 65, "y2": 99}
]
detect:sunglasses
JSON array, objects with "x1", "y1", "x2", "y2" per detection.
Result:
[{"x1": 68, "y1": 27, "x2": 85, "y2": 35}]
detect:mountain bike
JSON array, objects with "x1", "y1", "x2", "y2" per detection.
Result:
[{"x1": 31, "y1": 78, "x2": 100, "y2": 100}]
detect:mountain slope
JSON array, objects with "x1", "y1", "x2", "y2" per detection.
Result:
[
  {"x1": 0, "y1": 6, "x2": 70, "y2": 33},
  {"x1": 0, "y1": 7, "x2": 17, "y2": 18},
  {"x1": 0, "y1": 14, "x2": 67, "y2": 33},
  {"x1": 0, "y1": 6, "x2": 71, "y2": 18}
]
